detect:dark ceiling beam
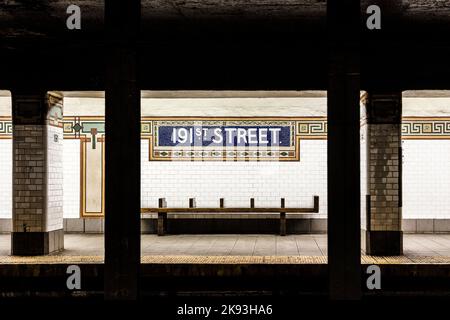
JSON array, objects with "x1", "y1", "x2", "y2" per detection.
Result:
[
  {"x1": 1, "y1": 2, "x2": 450, "y2": 91},
  {"x1": 2, "y1": 42, "x2": 450, "y2": 92}
]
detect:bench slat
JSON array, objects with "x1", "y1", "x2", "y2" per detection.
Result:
[{"x1": 142, "y1": 207, "x2": 317, "y2": 213}]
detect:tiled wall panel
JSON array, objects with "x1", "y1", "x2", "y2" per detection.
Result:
[
  {"x1": 46, "y1": 125, "x2": 64, "y2": 231},
  {"x1": 3, "y1": 125, "x2": 450, "y2": 221},
  {"x1": 2, "y1": 95, "x2": 450, "y2": 224},
  {"x1": 368, "y1": 124, "x2": 402, "y2": 231},
  {"x1": 0, "y1": 140, "x2": 12, "y2": 218},
  {"x1": 12, "y1": 125, "x2": 46, "y2": 232},
  {"x1": 403, "y1": 140, "x2": 450, "y2": 219},
  {"x1": 63, "y1": 140, "x2": 80, "y2": 218},
  {"x1": 141, "y1": 139, "x2": 328, "y2": 217}
]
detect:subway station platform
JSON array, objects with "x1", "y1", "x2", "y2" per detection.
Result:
[
  {"x1": 1, "y1": 234, "x2": 450, "y2": 298},
  {"x1": 1, "y1": 234, "x2": 450, "y2": 264}
]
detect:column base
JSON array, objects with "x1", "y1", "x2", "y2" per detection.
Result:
[
  {"x1": 11, "y1": 229, "x2": 64, "y2": 256},
  {"x1": 366, "y1": 230, "x2": 403, "y2": 256}
]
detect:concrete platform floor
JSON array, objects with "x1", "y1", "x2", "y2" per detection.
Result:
[{"x1": 0, "y1": 234, "x2": 450, "y2": 264}]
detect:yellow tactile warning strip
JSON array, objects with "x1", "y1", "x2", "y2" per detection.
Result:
[
  {"x1": 361, "y1": 255, "x2": 450, "y2": 264},
  {"x1": 0, "y1": 256, "x2": 103, "y2": 264},
  {"x1": 140, "y1": 256, "x2": 328, "y2": 264},
  {"x1": 1, "y1": 255, "x2": 450, "y2": 265}
]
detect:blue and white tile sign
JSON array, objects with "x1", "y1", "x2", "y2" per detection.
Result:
[
  {"x1": 148, "y1": 118, "x2": 301, "y2": 161},
  {"x1": 158, "y1": 125, "x2": 291, "y2": 147}
]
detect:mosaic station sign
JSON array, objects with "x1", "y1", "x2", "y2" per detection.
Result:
[
  {"x1": 161, "y1": 126, "x2": 288, "y2": 147},
  {"x1": 145, "y1": 118, "x2": 300, "y2": 161}
]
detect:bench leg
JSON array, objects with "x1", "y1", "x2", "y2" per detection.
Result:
[
  {"x1": 158, "y1": 212, "x2": 167, "y2": 236},
  {"x1": 280, "y1": 212, "x2": 286, "y2": 236}
]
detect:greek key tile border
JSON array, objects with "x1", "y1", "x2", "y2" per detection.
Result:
[
  {"x1": 0, "y1": 116, "x2": 12, "y2": 139},
  {"x1": 2, "y1": 116, "x2": 450, "y2": 141},
  {"x1": 402, "y1": 117, "x2": 450, "y2": 139}
]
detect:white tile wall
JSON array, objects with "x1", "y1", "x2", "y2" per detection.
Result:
[
  {"x1": 3, "y1": 94, "x2": 450, "y2": 223},
  {"x1": 402, "y1": 140, "x2": 450, "y2": 219},
  {"x1": 63, "y1": 139, "x2": 80, "y2": 218},
  {"x1": 1, "y1": 137, "x2": 80, "y2": 220},
  {"x1": 141, "y1": 139, "x2": 328, "y2": 217},
  {"x1": 0, "y1": 140, "x2": 12, "y2": 218},
  {"x1": 3, "y1": 129, "x2": 450, "y2": 221},
  {"x1": 45, "y1": 125, "x2": 64, "y2": 231}
]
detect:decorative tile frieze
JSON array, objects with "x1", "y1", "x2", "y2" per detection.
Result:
[
  {"x1": 296, "y1": 118, "x2": 327, "y2": 139},
  {"x1": 402, "y1": 117, "x2": 450, "y2": 139},
  {"x1": 62, "y1": 117, "x2": 105, "y2": 217},
  {"x1": 0, "y1": 117, "x2": 12, "y2": 138},
  {"x1": 4, "y1": 117, "x2": 450, "y2": 140}
]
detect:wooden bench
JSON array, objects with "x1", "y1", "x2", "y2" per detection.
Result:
[{"x1": 141, "y1": 196, "x2": 319, "y2": 236}]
